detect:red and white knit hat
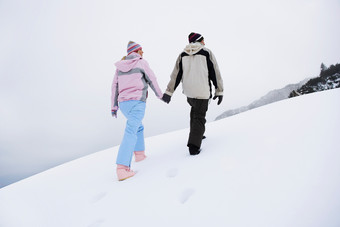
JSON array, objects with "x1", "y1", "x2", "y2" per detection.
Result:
[
  {"x1": 127, "y1": 41, "x2": 142, "y2": 55},
  {"x1": 188, "y1": 32, "x2": 204, "y2": 43}
]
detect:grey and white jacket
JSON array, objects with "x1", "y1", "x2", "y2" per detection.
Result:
[{"x1": 165, "y1": 42, "x2": 223, "y2": 99}]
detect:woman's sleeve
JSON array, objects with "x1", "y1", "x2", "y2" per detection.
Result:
[
  {"x1": 111, "y1": 70, "x2": 119, "y2": 111},
  {"x1": 142, "y1": 60, "x2": 163, "y2": 99}
]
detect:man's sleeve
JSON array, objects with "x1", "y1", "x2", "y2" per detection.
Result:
[
  {"x1": 209, "y1": 51, "x2": 224, "y2": 96},
  {"x1": 165, "y1": 54, "x2": 183, "y2": 96}
]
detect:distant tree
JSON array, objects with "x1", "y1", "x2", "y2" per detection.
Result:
[
  {"x1": 289, "y1": 63, "x2": 340, "y2": 98},
  {"x1": 289, "y1": 90, "x2": 301, "y2": 98}
]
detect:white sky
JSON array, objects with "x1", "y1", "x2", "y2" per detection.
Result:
[{"x1": 0, "y1": 0, "x2": 339, "y2": 187}]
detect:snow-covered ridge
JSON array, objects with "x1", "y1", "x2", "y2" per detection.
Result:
[
  {"x1": 289, "y1": 64, "x2": 340, "y2": 97},
  {"x1": 1, "y1": 89, "x2": 339, "y2": 227},
  {"x1": 215, "y1": 78, "x2": 309, "y2": 120},
  {"x1": 216, "y1": 63, "x2": 340, "y2": 121}
]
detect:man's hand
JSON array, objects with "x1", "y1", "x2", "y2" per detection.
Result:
[
  {"x1": 162, "y1": 94, "x2": 171, "y2": 104},
  {"x1": 213, "y1": 95, "x2": 223, "y2": 105}
]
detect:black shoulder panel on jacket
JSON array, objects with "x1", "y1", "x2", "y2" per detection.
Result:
[
  {"x1": 181, "y1": 52, "x2": 189, "y2": 57},
  {"x1": 174, "y1": 53, "x2": 187, "y2": 90},
  {"x1": 195, "y1": 49, "x2": 218, "y2": 90}
]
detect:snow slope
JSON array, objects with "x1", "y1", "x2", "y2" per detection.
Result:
[{"x1": 1, "y1": 89, "x2": 340, "y2": 227}]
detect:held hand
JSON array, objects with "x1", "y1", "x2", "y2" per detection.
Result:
[
  {"x1": 111, "y1": 110, "x2": 117, "y2": 118},
  {"x1": 161, "y1": 93, "x2": 171, "y2": 104},
  {"x1": 213, "y1": 95, "x2": 223, "y2": 105}
]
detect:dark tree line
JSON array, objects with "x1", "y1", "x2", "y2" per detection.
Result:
[{"x1": 289, "y1": 63, "x2": 340, "y2": 98}]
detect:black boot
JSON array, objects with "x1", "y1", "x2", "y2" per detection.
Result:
[{"x1": 188, "y1": 144, "x2": 201, "y2": 155}]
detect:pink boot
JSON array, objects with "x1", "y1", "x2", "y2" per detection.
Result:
[
  {"x1": 134, "y1": 151, "x2": 147, "y2": 162},
  {"x1": 117, "y1": 164, "x2": 135, "y2": 181}
]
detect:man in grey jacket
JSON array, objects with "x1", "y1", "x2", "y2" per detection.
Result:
[{"x1": 162, "y1": 32, "x2": 224, "y2": 155}]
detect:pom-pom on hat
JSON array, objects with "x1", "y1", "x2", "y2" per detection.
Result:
[
  {"x1": 188, "y1": 32, "x2": 204, "y2": 43},
  {"x1": 127, "y1": 41, "x2": 142, "y2": 55}
]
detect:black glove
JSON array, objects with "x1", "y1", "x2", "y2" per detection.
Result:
[
  {"x1": 213, "y1": 95, "x2": 223, "y2": 105},
  {"x1": 162, "y1": 93, "x2": 171, "y2": 104}
]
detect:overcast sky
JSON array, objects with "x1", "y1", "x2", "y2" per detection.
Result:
[{"x1": 1, "y1": 0, "x2": 339, "y2": 187}]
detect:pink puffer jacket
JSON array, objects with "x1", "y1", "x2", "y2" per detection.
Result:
[{"x1": 111, "y1": 52, "x2": 163, "y2": 111}]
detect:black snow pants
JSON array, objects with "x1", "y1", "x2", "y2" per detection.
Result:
[{"x1": 187, "y1": 98, "x2": 209, "y2": 149}]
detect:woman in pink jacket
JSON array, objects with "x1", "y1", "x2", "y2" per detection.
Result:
[{"x1": 111, "y1": 41, "x2": 164, "y2": 181}]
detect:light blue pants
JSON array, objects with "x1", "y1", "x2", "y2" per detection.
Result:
[{"x1": 116, "y1": 100, "x2": 146, "y2": 166}]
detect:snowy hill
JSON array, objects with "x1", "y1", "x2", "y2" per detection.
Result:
[
  {"x1": 1, "y1": 89, "x2": 340, "y2": 227},
  {"x1": 215, "y1": 78, "x2": 309, "y2": 120}
]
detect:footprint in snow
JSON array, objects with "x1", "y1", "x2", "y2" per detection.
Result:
[
  {"x1": 179, "y1": 188, "x2": 195, "y2": 204},
  {"x1": 88, "y1": 219, "x2": 105, "y2": 227},
  {"x1": 166, "y1": 168, "x2": 178, "y2": 178},
  {"x1": 90, "y1": 192, "x2": 107, "y2": 204}
]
